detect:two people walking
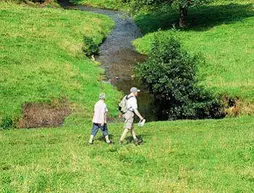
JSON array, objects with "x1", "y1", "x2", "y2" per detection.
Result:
[{"x1": 89, "y1": 87, "x2": 145, "y2": 145}]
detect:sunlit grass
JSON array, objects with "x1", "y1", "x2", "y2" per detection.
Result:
[
  {"x1": 70, "y1": 0, "x2": 120, "y2": 9},
  {"x1": 1, "y1": 116, "x2": 253, "y2": 192},
  {"x1": 0, "y1": 2, "x2": 120, "y2": 124},
  {"x1": 1, "y1": 2, "x2": 254, "y2": 192}
]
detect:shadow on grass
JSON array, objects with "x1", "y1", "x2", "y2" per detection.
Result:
[
  {"x1": 97, "y1": 135, "x2": 145, "y2": 144},
  {"x1": 135, "y1": 3, "x2": 253, "y2": 34}
]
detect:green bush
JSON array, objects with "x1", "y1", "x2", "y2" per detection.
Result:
[
  {"x1": 0, "y1": 117, "x2": 14, "y2": 129},
  {"x1": 82, "y1": 37, "x2": 100, "y2": 57},
  {"x1": 136, "y1": 35, "x2": 224, "y2": 120}
]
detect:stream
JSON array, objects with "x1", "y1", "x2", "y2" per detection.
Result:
[{"x1": 59, "y1": 0, "x2": 157, "y2": 121}]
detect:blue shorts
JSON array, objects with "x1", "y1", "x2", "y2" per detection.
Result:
[{"x1": 91, "y1": 123, "x2": 109, "y2": 136}]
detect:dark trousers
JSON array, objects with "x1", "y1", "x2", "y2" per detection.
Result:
[{"x1": 91, "y1": 123, "x2": 109, "y2": 136}]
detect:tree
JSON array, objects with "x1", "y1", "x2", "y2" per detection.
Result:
[
  {"x1": 175, "y1": 0, "x2": 213, "y2": 27},
  {"x1": 124, "y1": 0, "x2": 213, "y2": 27}
]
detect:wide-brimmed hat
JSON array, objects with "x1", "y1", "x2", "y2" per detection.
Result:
[{"x1": 130, "y1": 87, "x2": 140, "y2": 93}]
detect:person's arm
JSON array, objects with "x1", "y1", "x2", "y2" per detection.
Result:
[
  {"x1": 131, "y1": 97, "x2": 144, "y2": 120},
  {"x1": 134, "y1": 109, "x2": 144, "y2": 120}
]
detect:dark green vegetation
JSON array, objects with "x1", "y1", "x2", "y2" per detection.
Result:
[
  {"x1": 1, "y1": 116, "x2": 253, "y2": 192},
  {"x1": 136, "y1": 36, "x2": 224, "y2": 120},
  {"x1": 133, "y1": 0, "x2": 254, "y2": 109},
  {"x1": 0, "y1": 2, "x2": 120, "y2": 127}
]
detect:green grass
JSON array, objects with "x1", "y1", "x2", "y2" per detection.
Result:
[
  {"x1": 1, "y1": 116, "x2": 253, "y2": 192},
  {"x1": 1, "y1": 2, "x2": 254, "y2": 192},
  {"x1": 71, "y1": 0, "x2": 120, "y2": 9},
  {"x1": 133, "y1": 0, "x2": 254, "y2": 102},
  {"x1": 0, "y1": 2, "x2": 121, "y2": 125}
]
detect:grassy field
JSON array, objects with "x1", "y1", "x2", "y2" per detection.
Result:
[
  {"x1": 1, "y1": 116, "x2": 253, "y2": 192},
  {"x1": 0, "y1": 2, "x2": 121, "y2": 125},
  {"x1": 133, "y1": 0, "x2": 254, "y2": 103},
  {"x1": 1, "y1": 1, "x2": 254, "y2": 192}
]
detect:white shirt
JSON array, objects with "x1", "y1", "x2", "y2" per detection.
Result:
[
  {"x1": 92, "y1": 100, "x2": 108, "y2": 124},
  {"x1": 126, "y1": 93, "x2": 138, "y2": 111}
]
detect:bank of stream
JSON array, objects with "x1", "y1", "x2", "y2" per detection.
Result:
[{"x1": 59, "y1": 0, "x2": 158, "y2": 121}]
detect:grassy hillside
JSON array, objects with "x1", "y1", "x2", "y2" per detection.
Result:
[
  {"x1": 71, "y1": 0, "x2": 119, "y2": 9},
  {"x1": 1, "y1": 116, "x2": 253, "y2": 192},
  {"x1": 0, "y1": 2, "x2": 120, "y2": 126},
  {"x1": 133, "y1": 0, "x2": 254, "y2": 104}
]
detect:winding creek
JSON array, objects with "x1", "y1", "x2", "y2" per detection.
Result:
[{"x1": 59, "y1": 0, "x2": 157, "y2": 121}]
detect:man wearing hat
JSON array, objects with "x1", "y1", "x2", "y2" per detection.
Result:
[
  {"x1": 119, "y1": 87, "x2": 145, "y2": 145},
  {"x1": 89, "y1": 93, "x2": 112, "y2": 145}
]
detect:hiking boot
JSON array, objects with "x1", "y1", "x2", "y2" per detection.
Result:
[{"x1": 134, "y1": 138, "x2": 142, "y2": 145}]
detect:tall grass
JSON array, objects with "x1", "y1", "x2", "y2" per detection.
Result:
[{"x1": 0, "y1": 2, "x2": 121, "y2": 125}]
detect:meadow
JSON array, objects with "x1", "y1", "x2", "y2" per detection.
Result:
[
  {"x1": 1, "y1": 116, "x2": 254, "y2": 192},
  {"x1": 1, "y1": 1, "x2": 254, "y2": 192},
  {"x1": 0, "y1": 2, "x2": 120, "y2": 125},
  {"x1": 133, "y1": 0, "x2": 254, "y2": 104}
]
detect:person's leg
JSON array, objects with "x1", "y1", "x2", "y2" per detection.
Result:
[
  {"x1": 120, "y1": 112, "x2": 133, "y2": 143},
  {"x1": 131, "y1": 127, "x2": 142, "y2": 145},
  {"x1": 131, "y1": 127, "x2": 137, "y2": 140},
  {"x1": 120, "y1": 128, "x2": 129, "y2": 143},
  {"x1": 89, "y1": 123, "x2": 99, "y2": 144},
  {"x1": 101, "y1": 124, "x2": 111, "y2": 144}
]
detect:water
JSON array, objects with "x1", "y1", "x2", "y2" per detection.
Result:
[{"x1": 59, "y1": 0, "x2": 157, "y2": 121}]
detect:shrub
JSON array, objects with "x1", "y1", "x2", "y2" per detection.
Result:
[
  {"x1": 82, "y1": 37, "x2": 100, "y2": 57},
  {"x1": 136, "y1": 35, "x2": 224, "y2": 120},
  {"x1": 0, "y1": 117, "x2": 14, "y2": 129}
]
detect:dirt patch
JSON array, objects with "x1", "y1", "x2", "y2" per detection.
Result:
[{"x1": 18, "y1": 101, "x2": 71, "y2": 128}]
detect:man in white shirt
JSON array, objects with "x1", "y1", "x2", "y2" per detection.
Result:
[
  {"x1": 89, "y1": 93, "x2": 112, "y2": 145},
  {"x1": 119, "y1": 87, "x2": 145, "y2": 145}
]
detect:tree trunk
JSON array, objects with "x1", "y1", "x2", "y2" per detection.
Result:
[{"x1": 179, "y1": 5, "x2": 188, "y2": 28}]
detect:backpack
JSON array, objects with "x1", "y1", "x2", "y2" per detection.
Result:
[{"x1": 118, "y1": 95, "x2": 133, "y2": 114}]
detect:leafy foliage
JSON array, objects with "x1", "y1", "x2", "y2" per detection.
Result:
[
  {"x1": 82, "y1": 37, "x2": 100, "y2": 56},
  {"x1": 136, "y1": 35, "x2": 224, "y2": 120}
]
